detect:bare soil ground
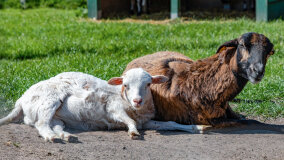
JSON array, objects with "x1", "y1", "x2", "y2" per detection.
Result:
[{"x1": 0, "y1": 118, "x2": 283, "y2": 160}]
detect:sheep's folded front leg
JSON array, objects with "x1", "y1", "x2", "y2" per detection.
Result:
[
  {"x1": 109, "y1": 109, "x2": 140, "y2": 139},
  {"x1": 143, "y1": 120, "x2": 211, "y2": 133}
]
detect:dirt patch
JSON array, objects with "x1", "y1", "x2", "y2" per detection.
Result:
[{"x1": 0, "y1": 119, "x2": 283, "y2": 160}]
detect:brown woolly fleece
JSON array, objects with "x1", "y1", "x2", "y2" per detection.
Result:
[{"x1": 124, "y1": 33, "x2": 274, "y2": 127}]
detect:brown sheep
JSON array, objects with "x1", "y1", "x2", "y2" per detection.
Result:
[{"x1": 124, "y1": 32, "x2": 276, "y2": 128}]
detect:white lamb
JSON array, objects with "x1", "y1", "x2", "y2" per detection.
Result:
[{"x1": 0, "y1": 68, "x2": 208, "y2": 142}]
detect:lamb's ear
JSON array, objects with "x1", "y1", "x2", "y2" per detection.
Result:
[
  {"x1": 108, "y1": 77, "x2": 123, "y2": 85},
  {"x1": 216, "y1": 38, "x2": 239, "y2": 54},
  {"x1": 152, "y1": 75, "x2": 168, "y2": 84}
]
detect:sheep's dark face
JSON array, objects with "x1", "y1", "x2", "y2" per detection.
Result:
[
  {"x1": 236, "y1": 33, "x2": 274, "y2": 83},
  {"x1": 217, "y1": 32, "x2": 275, "y2": 84}
]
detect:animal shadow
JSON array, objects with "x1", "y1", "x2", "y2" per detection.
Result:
[
  {"x1": 52, "y1": 135, "x2": 82, "y2": 144},
  {"x1": 154, "y1": 120, "x2": 284, "y2": 136},
  {"x1": 206, "y1": 123, "x2": 284, "y2": 135}
]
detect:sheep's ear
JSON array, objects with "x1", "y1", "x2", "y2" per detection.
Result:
[
  {"x1": 266, "y1": 48, "x2": 275, "y2": 60},
  {"x1": 216, "y1": 38, "x2": 238, "y2": 54},
  {"x1": 152, "y1": 75, "x2": 168, "y2": 84},
  {"x1": 108, "y1": 77, "x2": 123, "y2": 85}
]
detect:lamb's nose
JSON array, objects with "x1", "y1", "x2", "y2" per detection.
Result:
[{"x1": 133, "y1": 98, "x2": 142, "y2": 105}]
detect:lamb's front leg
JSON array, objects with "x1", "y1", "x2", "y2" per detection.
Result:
[
  {"x1": 110, "y1": 110, "x2": 140, "y2": 139},
  {"x1": 143, "y1": 120, "x2": 211, "y2": 133}
]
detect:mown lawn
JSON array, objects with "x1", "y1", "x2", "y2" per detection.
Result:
[{"x1": 0, "y1": 8, "x2": 283, "y2": 117}]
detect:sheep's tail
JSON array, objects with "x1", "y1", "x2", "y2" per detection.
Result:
[
  {"x1": 237, "y1": 119, "x2": 284, "y2": 133},
  {"x1": 0, "y1": 103, "x2": 23, "y2": 126}
]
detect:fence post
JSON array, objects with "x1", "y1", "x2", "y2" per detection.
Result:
[
  {"x1": 171, "y1": 0, "x2": 179, "y2": 19},
  {"x1": 256, "y1": 0, "x2": 284, "y2": 21},
  {"x1": 88, "y1": 0, "x2": 101, "y2": 19}
]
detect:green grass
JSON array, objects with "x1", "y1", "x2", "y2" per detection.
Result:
[{"x1": 0, "y1": 8, "x2": 283, "y2": 117}]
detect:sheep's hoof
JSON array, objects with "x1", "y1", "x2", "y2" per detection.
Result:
[{"x1": 129, "y1": 131, "x2": 140, "y2": 140}]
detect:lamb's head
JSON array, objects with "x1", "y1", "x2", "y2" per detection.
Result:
[
  {"x1": 108, "y1": 68, "x2": 168, "y2": 110},
  {"x1": 216, "y1": 32, "x2": 274, "y2": 84}
]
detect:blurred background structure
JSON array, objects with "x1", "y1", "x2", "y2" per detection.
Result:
[
  {"x1": 0, "y1": 0, "x2": 283, "y2": 21},
  {"x1": 87, "y1": 0, "x2": 255, "y2": 19},
  {"x1": 86, "y1": 0, "x2": 284, "y2": 21}
]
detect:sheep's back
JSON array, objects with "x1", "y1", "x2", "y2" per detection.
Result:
[{"x1": 124, "y1": 51, "x2": 191, "y2": 73}]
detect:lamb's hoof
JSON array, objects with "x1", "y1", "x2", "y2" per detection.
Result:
[
  {"x1": 63, "y1": 135, "x2": 70, "y2": 142},
  {"x1": 197, "y1": 125, "x2": 212, "y2": 134},
  {"x1": 129, "y1": 131, "x2": 140, "y2": 140},
  {"x1": 66, "y1": 135, "x2": 79, "y2": 143},
  {"x1": 44, "y1": 136, "x2": 56, "y2": 143}
]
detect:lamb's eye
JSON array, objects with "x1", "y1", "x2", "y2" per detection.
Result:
[
  {"x1": 124, "y1": 84, "x2": 127, "y2": 88},
  {"x1": 147, "y1": 83, "x2": 151, "y2": 87}
]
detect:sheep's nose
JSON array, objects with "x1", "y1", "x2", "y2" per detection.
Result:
[
  {"x1": 133, "y1": 98, "x2": 142, "y2": 105},
  {"x1": 252, "y1": 63, "x2": 264, "y2": 77},
  {"x1": 254, "y1": 63, "x2": 264, "y2": 72}
]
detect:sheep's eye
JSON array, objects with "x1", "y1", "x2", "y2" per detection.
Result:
[
  {"x1": 147, "y1": 83, "x2": 151, "y2": 87},
  {"x1": 124, "y1": 84, "x2": 127, "y2": 88}
]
